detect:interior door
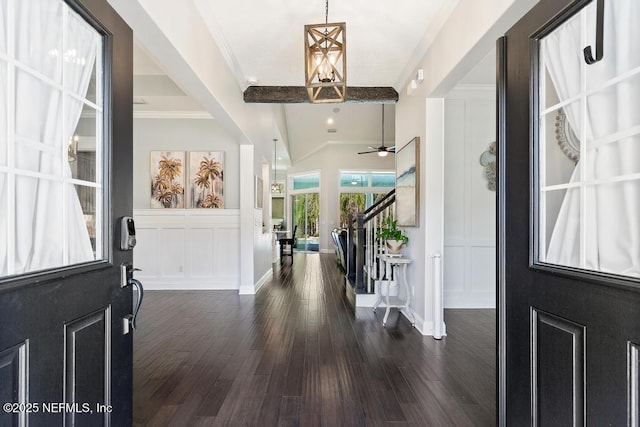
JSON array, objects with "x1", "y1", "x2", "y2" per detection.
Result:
[
  {"x1": 0, "y1": 0, "x2": 133, "y2": 425},
  {"x1": 500, "y1": 0, "x2": 640, "y2": 424}
]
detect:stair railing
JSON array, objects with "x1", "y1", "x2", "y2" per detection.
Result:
[{"x1": 348, "y1": 189, "x2": 395, "y2": 293}]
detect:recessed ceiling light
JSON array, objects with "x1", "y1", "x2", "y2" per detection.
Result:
[{"x1": 327, "y1": 118, "x2": 334, "y2": 125}]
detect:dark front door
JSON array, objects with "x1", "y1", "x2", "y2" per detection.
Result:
[
  {"x1": 0, "y1": 0, "x2": 134, "y2": 425},
  {"x1": 500, "y1": 0, "x2": 640, "y2": 424}
]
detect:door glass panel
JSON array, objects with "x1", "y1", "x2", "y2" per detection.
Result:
[
  {"x1": 540, "y1": 188, "x2": 577, "y2": 264},
  {"x1": 1, "y1": 0, "x2": 104, "y2": 278},
  {"x1": 583, "y1": 180, "x2": 640, "y2": 276},
  {"x1": 64, "y1": 9, "x2": 99, "y2": 102},
  {"x1": 15, "y1": 141, "x2": 62, "y2": 175},
  {"x1": 536, "y1": 0, "x2": 640, "y2": 278},
  {"x1": 292, "y1": 193, "x2": 320, "y2": 252},
  {"x1": 542, "y1": 104, "x2": 580, "y2": 187},
  {"x1": 15, "y1": 69, "x2": 63, "y2": 143},
  {"x1": 15, "y1": 0, "x2": 63, "y2": 82},
  {"x1": 585, "y1": 1, "x2": 640, "y2": 88},
  {"x1": 73, "y1": 183, "x2": 98, "y2": 256},
  {"x1": 14, "y1": 176, "x2": 64, "y2": 273},
  {"x1": 541, "y1": 10, "x2": 584, "y2": 108},
  {"x1": 584, "y1": 74, "x2": 640, "y2": 181}
]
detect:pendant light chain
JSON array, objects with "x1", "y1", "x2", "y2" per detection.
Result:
[{"x1": 325, "y1": 0, "x2": 329, "y2": 25}]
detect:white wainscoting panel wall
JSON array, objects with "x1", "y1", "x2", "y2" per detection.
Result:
[
  {"x1": 443, "y1": 87, "x2": 496, "y2": 308},
  {"x1": 133, "y1": 209, "x2": 240, "y2": 290}
]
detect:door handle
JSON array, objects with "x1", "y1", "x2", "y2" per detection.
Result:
[
  {"x1": 121, "y1": 264, "x2": 144, "y2": 333},
  {"x1": 127, "y1": 277, "x2": 144, "y2": 330}
]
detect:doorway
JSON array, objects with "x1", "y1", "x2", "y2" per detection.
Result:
[{"x1": 291, "y1": 192, "x2": 320, "y2": 252}]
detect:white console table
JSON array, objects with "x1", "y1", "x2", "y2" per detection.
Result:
[{"x1": 373, "y1": 254, "x2": 416, "y2": 327}]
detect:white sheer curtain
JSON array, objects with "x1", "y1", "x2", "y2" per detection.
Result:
[
  {"x1": 0, "y1": 0, "x2": 97, "y2": 274},
  {"x1": 545, "y1": 0, "x2": 640, "y2": 277}
]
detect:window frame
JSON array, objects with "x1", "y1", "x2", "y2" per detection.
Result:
[
  {"x1": 529, "y1": 0, "x2": 640, "y2": 289},
  {"x1": 0, "y1": 0, "x2": 113, "y2": 289}
]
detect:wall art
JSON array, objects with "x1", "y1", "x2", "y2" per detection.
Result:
[
  {"x1": 189, "y1": 151, "x2": 224, "y2": 208},
  {"x1": 150, "y1": 151, "x2": 185, "y2": 208},
  {"x1": 395, "y1": 137, "x2": 419, "y2": 227}
]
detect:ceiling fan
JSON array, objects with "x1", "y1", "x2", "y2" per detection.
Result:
[{"x1": 358, "y1": 104, "x2": 395, "y2": 157}]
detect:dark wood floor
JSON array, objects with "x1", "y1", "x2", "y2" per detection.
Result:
[{"x1": 133, "y1": 253, "x2": 496, "y2": 426}]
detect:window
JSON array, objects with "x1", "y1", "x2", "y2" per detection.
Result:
[
  {"x1": 0, "y1": 0, "x2": 104, "y2": 276},
  {"x1": 292, "y1": 173, "x2": 320, "y2": 190},
  {"x1": 536, "y1": 0, "x2": 640, "y2": 278},
  {"x1": 338, "y1": 171, "x2": 394, "y2": 228}
]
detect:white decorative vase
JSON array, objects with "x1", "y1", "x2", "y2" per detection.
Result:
[{"x1": 385, "y1": 239, "x2": 405, "y2": 255}]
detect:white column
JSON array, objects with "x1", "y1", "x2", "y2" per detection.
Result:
[
  {"x1": 423, "y1": 98, "x2": 446, "y2": 336},
  {"x1": 239, "y1": 145, "x2": 255, "y2": 294}
]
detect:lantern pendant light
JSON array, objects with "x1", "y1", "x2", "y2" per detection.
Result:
[{"x1": 304, "y1": 0, "x2": 346, "y2": 103}]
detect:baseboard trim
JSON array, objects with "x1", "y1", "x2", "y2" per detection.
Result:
[
  {"x1": 254, "y1": 267, "x2": 273, "y2": 293},
  {"x1": 444, "y1": 291, "x2": 496, "y2": 308},
  {"x1": 142, "y1": 279, "x2": 239, "y2": 290},
  {"x1": 239, "y1": 268, "x2": 273, "y2": 295},
  {"x1": 412, "y1": 311, "x2": 447, "y2": 337}
]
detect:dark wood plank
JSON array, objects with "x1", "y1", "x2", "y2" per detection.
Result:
[
  {"x1": 133, "y1": 253, "x2": 496, "y2": 426},
  {"x1": 243, "y1": 86, "x2": 399, "y2": 103}
]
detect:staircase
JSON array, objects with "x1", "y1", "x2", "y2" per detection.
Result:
[{"x1": 345, "y1": 189, "x2": 397, "y2": 307}]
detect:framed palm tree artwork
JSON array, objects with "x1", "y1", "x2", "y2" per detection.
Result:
[
  {"x1": 150, "y1": 151, "x2": 185, "y2": 208},
  {"x1": 189, "y1": 151, "x2": 224, "y2": 208}
]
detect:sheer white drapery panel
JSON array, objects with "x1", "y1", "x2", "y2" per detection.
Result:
[
  {"x1": 0, "y1": 0, "x2": 98, "y2": 275},
  {"x1": 544, "y1": 0, "x2": 640, "y2": 277}
]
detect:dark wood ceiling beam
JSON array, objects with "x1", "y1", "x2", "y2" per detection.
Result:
[{"x1": 243, "y1": 86, "x2": 398, "y2": 104}]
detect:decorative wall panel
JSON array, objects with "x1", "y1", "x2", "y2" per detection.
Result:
[
  {"x1": 134, "y1": 209, "x2": 241, "y2": 289},
  {"x1": 443, "y1": 91, "x2": 496, "y2": 308}
]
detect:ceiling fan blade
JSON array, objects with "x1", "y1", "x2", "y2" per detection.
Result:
[
  {"x1": 358, "y1": 150, "x2": 377, "y2": 154},
  {"x1": 367, "y1": 146, "x2": 377, "y2": 150},
  {"x1": 387, "y1": 146, "x2": 396, "y2": 152}
]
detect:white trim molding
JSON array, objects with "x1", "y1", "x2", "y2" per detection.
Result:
[
  {"x1": 240, "y1": 267, "x2": 273, "y2": 295},
  {"x1": 133, "y1": 209, "x2": 240, "y2": 290}
]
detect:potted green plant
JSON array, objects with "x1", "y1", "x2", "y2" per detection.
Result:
[{"x1": 375, "y1": 216, "x2": 409, "y2": 254}]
